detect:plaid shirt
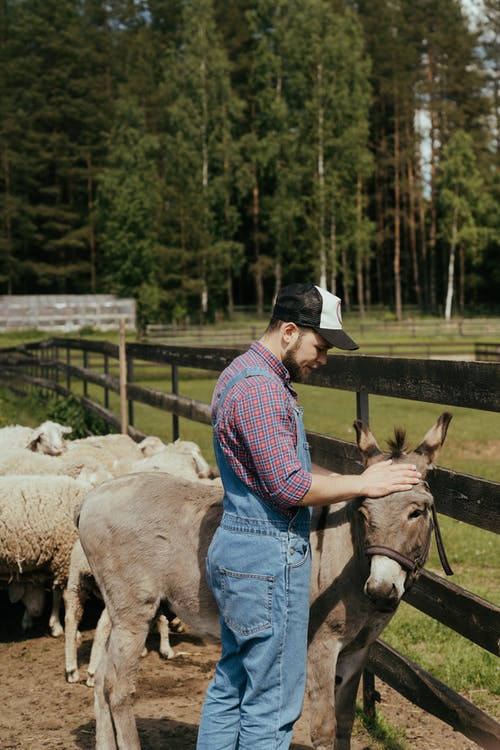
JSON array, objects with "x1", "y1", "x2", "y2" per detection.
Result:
[{"x1": 212, "y1": 341, "x2": 312, "y2": 513}]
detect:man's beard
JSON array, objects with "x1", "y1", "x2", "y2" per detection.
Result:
[{"x1": 283, "y1": 340, "x2": 310, "y2": 383}]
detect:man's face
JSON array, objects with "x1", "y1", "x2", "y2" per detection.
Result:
[{"x1": 283, "y1": 328, "x2": 330, "y2": 383}]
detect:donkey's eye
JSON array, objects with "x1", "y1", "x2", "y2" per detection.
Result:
[{"x1": 408, "y1": 508, "x2": 424, "y2": 520}]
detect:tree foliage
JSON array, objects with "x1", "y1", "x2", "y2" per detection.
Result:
[{"x1": 0, "y1": 0, "x2": 497, "y2": 320}]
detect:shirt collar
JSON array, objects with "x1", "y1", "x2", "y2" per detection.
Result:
[{"x1": 249, "y1": 341, "x2": 298, "y2": 398}]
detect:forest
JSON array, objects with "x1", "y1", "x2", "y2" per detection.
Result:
[{"x1": 0, "y1": 0, "x2": 499, "y2": 327}]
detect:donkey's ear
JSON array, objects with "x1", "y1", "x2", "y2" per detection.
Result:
[
  {"x1": 414, "y1": 412, "x2": 452, "y2": 466},
  {"x1": 353, "y1": 420, "x2": 384, "y2": 465}
]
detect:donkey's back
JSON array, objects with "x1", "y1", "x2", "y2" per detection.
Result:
[{"x1": 79, "y1": 472, "x2": 223, "y2": 640}]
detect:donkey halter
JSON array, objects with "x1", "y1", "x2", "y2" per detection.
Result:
[{"x1": 364, "y1": 483, "x2": 454, "y2": 587}]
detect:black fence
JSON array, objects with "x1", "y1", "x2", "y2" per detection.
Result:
[{"x1": 0, "y1": 337, "x2": 498, "y2": 749}]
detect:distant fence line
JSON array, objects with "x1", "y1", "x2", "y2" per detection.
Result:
[
  {"x1": 0, "y1": 294, "x2": 136, "y2": 332},
  {"x1": 145, "y1": 319, "x2": 500, "y2": 357},
  {"x1": 0, "y1": 337, "x2": 499, "y2": 749}
]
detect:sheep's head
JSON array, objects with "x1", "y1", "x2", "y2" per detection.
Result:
[
  {"x1": 26, "y1": 421, "x2": 72, "y2": 455},
  {"x1": 138, "y1": 435, "x2": 166, "y2": 458},
  {"x1": 173, "y1": 439, "x2": 219, "y2": 480}
]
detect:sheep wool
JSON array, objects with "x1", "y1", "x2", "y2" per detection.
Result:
[{"x1": 0, "y1": 475, "x2": 89, "y2": 588}]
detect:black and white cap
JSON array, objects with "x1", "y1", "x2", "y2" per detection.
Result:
[{"x1": 272, "y1": 283, "x2": 358, "y2": 351}]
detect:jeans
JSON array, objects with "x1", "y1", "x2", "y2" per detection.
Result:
[{"x1": 196, "y1": 512, "x2": 311, "y2": 750}]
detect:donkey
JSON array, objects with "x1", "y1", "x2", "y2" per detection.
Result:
[{"x1": 77, "y1": 412, "x2": 452, "y2": 750}]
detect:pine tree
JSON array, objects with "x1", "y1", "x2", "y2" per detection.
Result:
[
  {"x1": 284, "y1": 1, "x2": 373, "y2": 309},
  {"x1": 161, "y1": 0, "x2": 241, "y2": 321},
  {"x1": 0, "y1": 0, "x2": 111, "y2": 294},
  {"x1": 96, "y1": 98, "x2": 161, "y2": 331},
  {"x1": 437, "y1": 130, "x2": 484, "y2": 319}
]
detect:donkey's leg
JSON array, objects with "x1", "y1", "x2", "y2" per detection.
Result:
[
  {"x1": 94, "y1": 645, "x2": 118, "y2": 750},
  {"x1": 307, "y1": 633, "x2": 342, "y2": 750},
  {"x1": 87, "y1": 607, "x2": 112, "y2": 687},
  {"x1": 106, "y1": 618, "x2": 153, "y2": 750},
  {"x1": 333, "y1": 647, "x2": 370, "y2": 750}
]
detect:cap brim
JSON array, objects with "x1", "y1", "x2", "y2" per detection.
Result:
[{"x1": 316, "y1": 328, "x2": 359, "y2": 351}]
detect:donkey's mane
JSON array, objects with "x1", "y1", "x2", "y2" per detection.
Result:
[{"x1": 386, "y1": 427, "x2": 409, "y2": 458}]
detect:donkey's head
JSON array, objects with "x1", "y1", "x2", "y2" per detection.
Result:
[{"x1": 353, "y1": 412, "x2": 452, "y2": 612}]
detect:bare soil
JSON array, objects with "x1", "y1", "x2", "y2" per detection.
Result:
[{"x1": 0, "y1": 594, "x2": 482, "y2": 750}]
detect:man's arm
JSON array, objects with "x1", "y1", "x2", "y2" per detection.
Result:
[{"x1": 301, "y1": 460, "x2": 422, "y2": 507}]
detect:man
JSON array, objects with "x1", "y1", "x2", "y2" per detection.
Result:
[{"x1": 196, "y1": 283, "x2": 420, "y2": 750}]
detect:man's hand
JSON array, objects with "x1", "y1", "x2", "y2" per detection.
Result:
[{"x1": 359, "y1": 460, "x2": 421, "y2": 498}]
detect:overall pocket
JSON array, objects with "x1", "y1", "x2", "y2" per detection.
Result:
[{"x1": 219, "y1": 567, "x2": 274, "y2": 635}]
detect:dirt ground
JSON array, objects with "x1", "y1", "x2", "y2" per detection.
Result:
[{"x1": 0, "y1": 594, "x2": 483, "y2": 750}]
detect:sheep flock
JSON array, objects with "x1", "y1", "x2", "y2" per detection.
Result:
[{"x1": 0, "y1": 419, "x2": 221, "y2": 685}]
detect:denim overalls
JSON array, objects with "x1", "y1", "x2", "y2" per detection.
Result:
[{"x1": 197, "y1": 367, "x2": 312, "y2": 750}]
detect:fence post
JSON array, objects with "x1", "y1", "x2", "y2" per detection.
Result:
[
  {"x1": 83, "y1": 350, "x2": 88, "y2": 397},
  {"x1": 127, "y1": 355, "x2": 134, "y2": 427},
  {"x1": 172, "y1": 364, "x2": 179, "y2": 441},
  {"x1": 54, "y1": 344, "x2": 59, "y2": 385},
  {"x1": 119, "y1": 320, "x2": 128, "y2": 435},
  {"x1": 103, "y1": 353, "x2": 109, "y2": 409},
  {"x1": 66, "y1": 347, "x2": 71, "y2": 391},
  {"x1": 362, "y1": 669, "x2": 378, "y2": 720},
  {"x1": 356, "y1": 387, "x2": 376, "y2": 717},
  {"x1": 356, "y1": 389, "x2": 369, "y2": 426}
]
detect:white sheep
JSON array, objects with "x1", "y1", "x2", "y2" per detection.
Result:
[
  {"x1": 127, "y1": 439, "x2": 220, "y2": 483},
  {"x1": 0, "y1": 420, "x2": 72, "y2": 455},
  {"x1": 0, "y1": 474, "x2": 90, "y2": 637},
  {"x1": 0, "y1": 447, "x2": 113, "y2": 488},
  {"x1": 65, "y1": 433, "x2": 144, "y2": 476},
  {"x1": 0, "y1": 448, "x2": 61, "y2": 476},
  {"x1": 136, "y1": 435, "x2": 168, "y2": 457}
]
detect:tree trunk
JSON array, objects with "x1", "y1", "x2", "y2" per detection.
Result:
[
  {"x1": 341, "y1": 245, "x2": 350, "y2": 308},
  {"x1": 222, "y1": 116, "x2": 234, "y2": 320},
  {"x1": 427, "y1": 57, "x2": 438, "y2": 312},
  {"x1": 393, "y1": 89, "x2": 402, "y2": 321},
  {"x1": 273, "y1": 259, "x2": 282, "y2": 307},
  {"x1": 200, "y1": 56, "x2": 209, "y2": 321},
  {"x1": 252, "y1": 161, "x2": 264, "y2": 317},
  {"x1": 329, "y1": 208, "x2": 337, "y2": 295},
  {"x1": 2, "y1": 145, "x2": 12, "y2": 294},
  {"x1": 316, "y1": 63, "x2": 327, "y2": 288},
  {"x1": 86, "y1": 152, "x2": 96, "y2": 293},
  {"x1": 356, "y1": 176, "x2": 365, "y2": 318},
  {"x1": 364, "y1": 253, "x2": 371, "y2": 311},
  {"x1": 444, "y1": 212, "x2": 458, "y2": 320},
  {"x1": 374, "y1": 136, "x2": 386, "y2": 305},
  {"x1": 416, "y1": 159, "x2": 429, "y2": 310},
  {"x1": 407, "y1": 147, "x2": 421, "y2": 309},
  {"x1": 459, "y1": 243, "x2": 465, "y2": 314}
]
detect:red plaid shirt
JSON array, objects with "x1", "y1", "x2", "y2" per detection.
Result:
[{"x1": 212, "y1": 341, "x2": 312, "y2": 513}]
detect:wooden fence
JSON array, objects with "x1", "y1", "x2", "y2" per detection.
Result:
[
  {"x1": 145, "y1": 316, "x2": 500, "y2": 348},
  {"x1": 0, "y1": 294, "x2": 136, "y2": 332},
  {"x1": 0, "y1": 337, "x2": 499, "y2": 749}
]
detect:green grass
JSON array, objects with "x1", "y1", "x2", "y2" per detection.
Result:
[
  {"x1": 355, "y1": 705, "x2": 412, "y2": 750},
  {"x1": 383, "y1": 603, "x2": 500, "y2": 719}
]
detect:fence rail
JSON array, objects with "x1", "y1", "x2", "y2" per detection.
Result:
[
  {"x1": 475, "y1": 342, "x2": 500, "y2": 362},
  {"x1": 0, "y1": 337, "x2": 498, "y2": 749},
  {"x1": 145, "y1": 317, "x2": 500, "y2": 346}
]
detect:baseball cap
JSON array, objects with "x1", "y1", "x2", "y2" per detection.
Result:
[{"x1": 272, "y1": 283, "x2": 359, "y2": 351}]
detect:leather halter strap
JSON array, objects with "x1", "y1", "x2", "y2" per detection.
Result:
[{"x1": 365, "y1": 503, "x2": 453, "y2": 583}]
